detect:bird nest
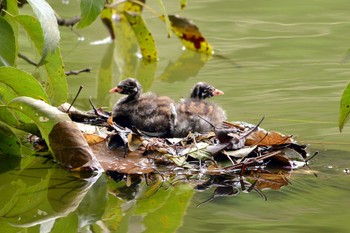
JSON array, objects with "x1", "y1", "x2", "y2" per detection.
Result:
[{"x1": 49, "y1": 103, "x2": 314, "y2": 201}]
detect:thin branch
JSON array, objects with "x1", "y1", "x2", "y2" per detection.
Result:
[
  {"x1": 57, "y1": 16, "x2": 81, "y2": 27},
  {"x1": 67, "y1": 86, "x2": 83, "y2": 113},
  {"x1": 65, "y1": 68, "x2": 92, "y2": 76},
  {"x1": 18, "y1": 52, "x2": 38, "y2": 66}
]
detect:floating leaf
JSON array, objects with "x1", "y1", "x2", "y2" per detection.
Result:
[
  {"x1": 14, "y1": 15, "x2": 67, "y2": 105},
  {"x1": 339, "y1": 81, "x2": 350, "y2": 131},
  {"x1": 91, "y1": 142, "x2": 155, "y2": 174},
  {"x1": 167, "y1": 15, "x2": 213, "y2": 54},
  {"x1": 0, "y1": 17, "x2": 16, "y2": 66},
  {"x1": 27, "y1": 0, "x2": 60, "y2": 65},
  {"x1": 77, "y1": 0, "x2": 104, "y2": 28}
]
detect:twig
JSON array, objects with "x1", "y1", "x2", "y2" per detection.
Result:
[
  {"x1": 57, "y1": 16, "x2": 81, "y2": 27},
  {"x1": 65, "y1": 68, "x2": 92, "y2": 76},
  {"x1": 18, "y1": 52, "x2": 38, "y2": 66},
  {"x1": 67, "y1": 85, "x2": 83, "y2": 113}
]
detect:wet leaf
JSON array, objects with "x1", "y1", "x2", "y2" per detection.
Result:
[
  {"x1": 168, "y1": 15, "x2": 213, "y2": 54},
  {"x1": 14, "y1": 15, "x2": 67, "y2": 106},
  {"x1": 246, "y1": 128, "x2": 293, "y2": 146},
  {"x1": 83, "y1": 133, "x2": 105, "y2": 145},
  {"x1": 224, "y1": 145, "x2": 257, "y2": 158},
  {"x1": 339, "y1": 81, "x2": 350, "y2": 131},
  {"x1": 254, "y1": 172, "x2": 290, "y2": 190},
  {"x1": 91, "y1": 142, "x2": 155, "y2": 174},
  {"x1": 127, "y1": 133, "x2": 143, "y2": 151},
  {"x1": 197, "y1": 186, "x2": 239, "y2": 207},
  {"x1": 77, "y1": 0, "x2": 104, "y2": 28},
  {"x1": 0, "y1": 17, "x2": 16, "y2": 66},
  {"x1": 27, "y1": 0, "x2": 60, "y2": 65}
]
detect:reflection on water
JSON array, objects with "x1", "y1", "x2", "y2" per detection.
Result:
[{"x1": 6, "y1": 0, "x2": 350, "y2": 232}]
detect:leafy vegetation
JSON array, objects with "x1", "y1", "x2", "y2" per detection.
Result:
[{"x1": 0, "y1": 0, "x2": 212, "y2": 162}]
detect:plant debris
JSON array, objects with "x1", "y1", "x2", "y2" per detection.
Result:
[{"x1": 34, "y1": 102, "x2": 313, "y2": 203}]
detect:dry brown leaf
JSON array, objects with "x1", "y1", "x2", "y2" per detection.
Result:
[
  {"x1": 246, "y1": 129, "x2": 294, "y2": 146},
  {"x1": 90, "y1": 142, "x2": 154, "y2": 174},
  {"x1": 254, "y1": 172, "x2": 290, "y2": 190},
  {"x1": 83, "y1": 133, "x2": 105, "y2": 145},
  {"x1": 49, "y1": 121, "x2": 96, "y2": 170},
  {"x1": 127, "y1": 133, "x2": 143, "y2": 151}
]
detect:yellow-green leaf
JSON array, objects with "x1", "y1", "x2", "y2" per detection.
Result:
[
  {"x1": 14, "y1": 15, "x2": 67, "y2": 106},
  {"x1": 77, "y1": 0, "x2": 104, "y2": 28},
  {"x1": 123, "y1": 1, "x2": 158, "y2": 61},
  {"x1": 168, "y1": 15, "x2": 213, "y2": 54},
  {"x1": 339, "y1": 81, "x2": 350, "y2": 131}
]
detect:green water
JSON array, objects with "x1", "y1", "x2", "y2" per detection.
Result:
[{"x1": 2, "y1": 0, "x2": 350, "y2": 232}]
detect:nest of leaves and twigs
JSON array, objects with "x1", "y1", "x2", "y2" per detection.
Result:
[{"x1": 47, "y1": 102, "x2": 313, "y2": 202}]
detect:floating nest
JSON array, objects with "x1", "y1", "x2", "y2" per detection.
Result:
[{"x1": 47, "y1": 103, "x2": 314, "y2": 202}]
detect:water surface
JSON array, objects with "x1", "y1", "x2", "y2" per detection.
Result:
[{"x1": 3, "y1": 0, "x2": 350, "y2": 232}]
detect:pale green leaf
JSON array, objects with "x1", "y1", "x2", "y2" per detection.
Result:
[
  {"x1": 7, "y1": 96, "x2": 71, "y2": 152},
  {"x1": 0, "y1": 66, "x2": 49, "y2": 102},
  {"x1": 14, "y1": 15, "x2": 68, "y2": 106},
  {"x1": 339, "y1": 81, "x2": 350, "y2": 131},
  {"x1": 156, "y1": 0, "x2": 172, "y2": 37},
  {"x1": 0, "y1": 17, "x2": 16, "y2": 66},
  {"x1": 27, "y1": 0, "x2": 60, "y2": 65},
  {"x1": 77, "y1": 0, "x2": 104, "y2": 28},
  {"x1": 0, "y1": 67, "x2": 49, "y2": 134}
]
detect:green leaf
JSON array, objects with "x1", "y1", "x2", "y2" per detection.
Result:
[
  {"x1": 180, "y1": 0, "x2": 187, "y2": 9},
  {"x1": 0, "y1": 66, "x2": 49, "y2": 102},
  {"x1": 7, "y1": 96, "x2": 71, "y2": 152},
  {"x1": 27, "y1": 0, "x2": 60, "y2": 65},
  {"x1": 0, "y1": 17, "x2": 16, "y2": 66},
  {"x1": 97, "y1": 42, "x2": 115, "y2": 107},
  {"x1": 0, "y1": 67, "x2": 49, "y2": 134},
  {"x1": 156, "y1": 0, "x2": 172, "y2": 37},
  {"x1": 339, "y1": 81, "x2": 350, "y2": 131},
  {"x1": 0, "y1": 122, "x2": 21, "y2": 157},
  {"x1": 77, "y1": 0, "x2": 104, "y2": 28},
  {"x1": 14, "y1": 15, "x2": 68, "y2": 106}
]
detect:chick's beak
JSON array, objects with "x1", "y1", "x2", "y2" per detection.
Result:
[
  {"x1": 212, "y1": 89, "x2": 224, "y2": 96},
  {"x1": 109, "y1": 86, "x2": 123, "y2": 93}
]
